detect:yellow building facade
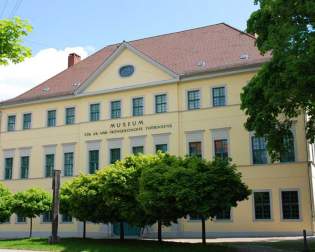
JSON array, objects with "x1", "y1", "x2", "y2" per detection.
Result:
[{"x1": 0, "y1": 24, "x2": 314, "y2": 238}]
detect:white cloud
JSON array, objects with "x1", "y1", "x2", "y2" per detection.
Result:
[{"x1": 0, "y1": 46, "x2": 95, "y2": 101}]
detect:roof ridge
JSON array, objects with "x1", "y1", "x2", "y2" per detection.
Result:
[{"x1": 221, "y1": 22, "x2": 256, "y2": 39}]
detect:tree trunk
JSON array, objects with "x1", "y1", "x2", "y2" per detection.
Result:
[
  {"x1": 29, "y1": 217, "x2": 33, "y2": 238},
  {"x1": 157, "y1": 220, "x2": 162, "y2": 243},
  {"x1": 120, "y1": 222, "x2": 125, "y2": 241},
  {"x1": 83, "y1": 221, "x2": 86, "y2": 239},
  {"x1": 201, "y1": 216, "x2": 206, "y2": 245}
]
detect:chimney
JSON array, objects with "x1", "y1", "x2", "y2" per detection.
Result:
[{"x1": 68, "y1": 53, "x2": 81, "y2": 68}]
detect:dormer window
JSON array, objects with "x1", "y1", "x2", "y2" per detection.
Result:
[{"x1": 119, "y1": 65, "x2": 134, "y2": 77}]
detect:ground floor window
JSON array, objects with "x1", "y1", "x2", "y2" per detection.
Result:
[
  {"x1": 189, "y1": 142, "x2": 202, "y2": 158},
  {"x1": 132, "y1": 146, "x2": 144, "y2": 155},
  {"x1": 214, "y1": 139, "x2": 228, "y2": 159},
  {"x1": 20, "y1": 156, "x2": 29, "y2": 179},
  {"x1": 4, "y1": 157, "x2": 13, "y2": 180},
  {"x1": 42, "y1": 212, "x2": 52, "y2": 223},
  {"x1": 89, "y1": 150, "x2": 99, "y2": 174},
  {"x1": 155, "y1": 144, "x2": 168, "y2": 153},
  {"x1": 62, "y1": 214, "x2": 72, "y2": 223},
  {"x1": 64, "y1": 152, "x2": 74, "y2": 176},
  {"x1": 45, "y1": 154, "x2": 54, "y2": 177},
  {"x1": 16, "y1": 215, "x2": 26, "y2": 223},
  {"x1": 254, "y1": 191, "x2": 271, "y2": 220},
  {"x1": 281, "y1": 190, "x2": 300, "y2": 219},
  {"x1": 110, "y1": 148, "x2": 121, "y2": 164},
  {"x1": 216, "y1": 207, "x2": 231, "y2": 220}
]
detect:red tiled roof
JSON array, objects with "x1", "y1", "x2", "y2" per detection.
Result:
[{"x1": 1, "y1": 23, "x2": 270, "y2": 106}]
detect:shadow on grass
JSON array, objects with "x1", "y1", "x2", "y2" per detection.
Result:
[{"x1": 0, "y1": 238, "x2": 236, "y2": 252}]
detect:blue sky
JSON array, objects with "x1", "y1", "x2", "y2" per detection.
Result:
[
  {"x1": 0, "y1": 0, "x2": 259, "y2": 101},
  {"x1": 1, "y1": 0, "x2": 258, "y2": 53}
]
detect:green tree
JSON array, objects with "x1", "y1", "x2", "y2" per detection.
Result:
[
  {"x1": 170, "y1": 157, "x2": 251, "y2": 244},
  {"x1": 139, "y1": 153, "x2": 184, "y2": 242},
  {"x1": 0, "y1": 183, "x2": 13, "y2": 223},
  {"x1": 12, "y1": 188, "x2": 51, "y2": 238},
  {"x1": 0, "y1": 17, "x2": 32, "y2": 65},
  {"x1": 60, "y1": 173, "x2": 106, "y2": 239},
  {"x1": 241, "y1": 0, "x2": 315, "y2": 160},
  {"x1": 96, "y1": 154, "x2": 158, "y2": 240}
]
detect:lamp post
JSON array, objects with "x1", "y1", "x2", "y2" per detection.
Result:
[{"x1": 49, "y1": 167, "x2": 61, "y2": 244}]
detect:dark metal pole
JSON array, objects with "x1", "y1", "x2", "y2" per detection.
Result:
[
  {"x1": 50, "y1": 169, "x2": 61, "y2": 244},
  {"x1": 303, "y1": 229, "x2": 309, "y2": 252}
]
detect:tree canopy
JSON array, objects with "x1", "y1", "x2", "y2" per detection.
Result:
[
  {"x1": 241, "y1": 0, "x2": 315, "y2": 160},
  {"x1": 12, "y1": 188, "x2": 51, "y2": 237},
  {"x1": 0, "y1": 183, "x2": 13, "y2": 223},
  {"x1": 0, "y1": 17, "x2": 32, "y2": 65}
]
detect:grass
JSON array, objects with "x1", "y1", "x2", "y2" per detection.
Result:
[
  {"x1": 0, "y1": 238, "x2": 235, "y2": 252},
  {"x1": 0, "y1": 237, "x2": 313, "y2": 252}
]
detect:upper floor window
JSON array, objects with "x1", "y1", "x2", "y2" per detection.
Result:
[
  {"x1": 7, "y1": 115, "x2": 16, "y2": 132},
  {"x1": 281, "y1": 190, "x2": 300, "y2": 220},
  {"x1": 212, "y1": 87, "x2": 226, "y2": 107},
  {"x1": 89, "y1": 150, "x2": 99, "y2": 174},
  {"x1": 20, "y1": 156, "x2": 29, "y2": 179},
  {"x1": 280, "y1": 132, "x2": 295, "y2": 163},
  {"x1": 110, "y1": 148, "x2": 121, "y2": 164},
  {"x1": 155, "y1": 94, "x2": 167, "y2": 113},
  {"x1": 214, "y1": 139, "x2": 228, "y2": 159},
  {"x1": 111, "y1": 100, "x2": 121, "y2": 119},
  {"x1": 4, "y1": 157, "x2": 13, "y2": 180},
  {"x1": 47, "y1": 110, "x2": 56, "y2": 127},
  {"x1": 90, "y1": 104, "x2": 100, "y2": 122},
  {"x1": 23, "y1": 113, "x2": 32, "y2": 130},
  {"x1": 119, "y1": 65, "x2": 134, "y2": 77},
  {"x1": 189, "y1": 142, "x2": 202, "y2": 158},
  {"x1": 65, "y1": 107, "x2": 75, "y2": 125},
  {"x1": 132, "y1": 97, "x2": 144, "y2": 116},
  {"x1": 187, "y1": 90, "x2": 200, "y2": 110},
  {"x1": 45, "y1": 154, "x2": 54, "y2": 177},
  {"x1": 254, "y1": 191, "x2": 271, "y2": 220},
  {"x1": 64, "y1": 152, "x2": 74, "y2": 176},
  {"x1": 252, "y1": 136, "x2": 268, "y2": 164}
]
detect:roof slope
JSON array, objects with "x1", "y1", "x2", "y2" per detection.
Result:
[{"x1": 1, "y1": 23, "x2": 270, "y2": 106}]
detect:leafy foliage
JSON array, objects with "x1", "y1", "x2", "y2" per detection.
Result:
[
  {"x1": 0, "y1": 17, "x2": 32, "y2": 65},
  {"x1": 0, "y1": 183, "x2": 13, "y2": 223},
  {"x1": 241, "y1": 0, "x2": 315, "y2": 160},
  {"x1": 12, "y1": 188, "x2": 51, "y2": 219}
]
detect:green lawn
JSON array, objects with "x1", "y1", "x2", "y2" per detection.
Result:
[
  {"x1": 0, "y1": 238, "x2": 313, "y2": 252},
  {"x1": 0, "y1": 238, "x2": 235, "y2": 252}
]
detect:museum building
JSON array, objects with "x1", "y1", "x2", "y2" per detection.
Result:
[{"x1": 0, "y1": 23, "x2": 315, "y2": 238}]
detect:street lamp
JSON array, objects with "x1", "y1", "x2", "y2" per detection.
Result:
[{"x1": 49, "y1": 166, "x2": 61, "y2": 244}]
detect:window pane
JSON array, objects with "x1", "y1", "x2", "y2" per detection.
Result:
[
  {"x1": 90, "y1": 104, "x2": 100, "y2": 121},
  {"x1": 17, "y1": 215, "x2": 26, "y2": 223},
  {"x1": 189, "y1": 142, "x2": 202, "y2": 157},
  {"x1": 187, "y1": 90, "x2": 200, "y2": 110},
  {"x1": 214, "y1": 139, "x2": 228, "y2": 159},
  {"x1": 23, "y1": 113, "x2": 32, "y2": 129},
  {"x1": 282, "y1": 191, "x2": 299, "y2": 219},
  {"x1": 212, "y1": 87, "x2": 226, "y2": 107},
  {"x1": 155, "y1": 94, "x2": 167, "y2": 113},
  {"x1": 65, "y1": 107, "x2": 75, "y2": 125},
  {"x1": 47, "y1": 110, "x2": 56, "y2": 127},
  {"x1": 64, "y1": 152, "x2": 73, "y2": 176},
  {"x1": 43, "y1": 212, "x2": 52, "y2": 223},
  {"x1": 7, "y1": 115, "x2": 16, "y2": 131},
  {"x1": 155, "y1": 144, "x2": 168, "y2": 153},
  {"x1": 254, "y1": 192, "x2": 271, "y2": 219},
  {"x1": 110, "y1": 148, "x2": 121, "y2": 164},
  {"x1": 45, "y1": 154, "x2": 54, "y2": 177},
  {"x1": 5, "y1": 158, "x2": 13, "y2": 180},
  {"x1": 280, "y1": 133, "x2": 295, "y2": 162},
  {"x1": 132, "y1": 97, "x2": 144, "y2": 116},
  {"x1": 20, "y1": 156, "x2": 29, "y2": 179},
  {"x1": 111, "y1": 101, "x2": 121, "y2": 119},
  {"x1": 89, "y1": 150, "x2": 99, "y2": 174},
  {"x1": 252, "y1": 136, "x2": 268, "y2": 164},
  {"x1": 132, "y1": 146, "x2": 144, "y2": 155}
]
